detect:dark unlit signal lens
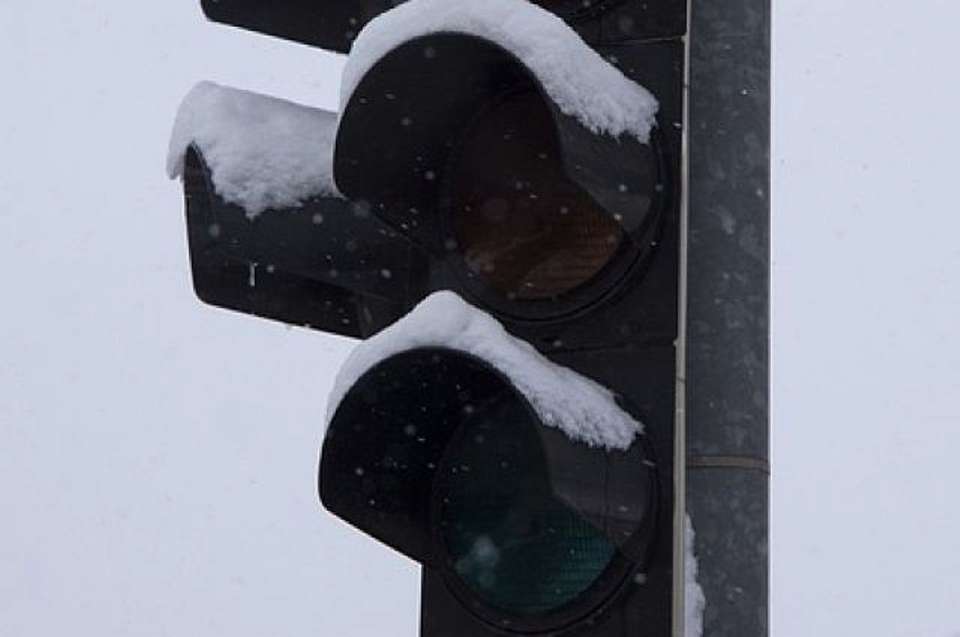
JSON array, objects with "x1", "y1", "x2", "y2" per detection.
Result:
[
  {"x1": 437, "y1": 395, "x2": 618, "y2": 616},
  {"x1": 448, "y1": 89, "x2": 623, "y2": 302}
]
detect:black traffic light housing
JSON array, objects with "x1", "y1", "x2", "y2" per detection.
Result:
[
  {"x1": 174, "y1": 0, "x2": 687, "y2": 635},
  {"x1": 199, "y1": 0, "x2": 686, "y2": 51},
  {"x1": 200, "y1": 0, "x2": 399, "y2": 52}
]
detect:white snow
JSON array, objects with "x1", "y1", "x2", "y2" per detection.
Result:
[
  {"x1": 167, "y1": 81, "x2": 339, "y2": 217},
  {"x1": 685, "y1": 514, "x2": 706, "y2": 637},
  {"x1": 326, "y1": 291, "x2": 642, "y2": 450},
  {"x1": 340, "y1": 0, "x2": 659, "y2": 142}
]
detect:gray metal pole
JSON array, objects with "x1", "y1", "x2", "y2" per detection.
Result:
[{"x1": 684, "y1": 0, "x2": 771, "y2": 635}]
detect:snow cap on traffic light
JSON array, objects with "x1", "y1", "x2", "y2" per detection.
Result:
[{"x1": 327, "y1": 290, "x2": 642, "y2": 450}]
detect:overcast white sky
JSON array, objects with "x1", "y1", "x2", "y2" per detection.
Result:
[{"x1": 1, "y1": 1, "x2": 958, "y2": 636}]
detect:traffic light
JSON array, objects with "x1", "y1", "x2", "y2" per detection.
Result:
[{"x1": 171, "y1": 0, "x2": 687, "y2": 635}]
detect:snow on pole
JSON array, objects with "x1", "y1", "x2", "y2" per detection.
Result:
[
  {"x1": 340, "y1": 0, "x2": 659, "y2": 142},
  {"x1": 326, "y1": 291, "x2": 643, "y2": 450},
  {"x1": 167, "y1": 82, "x2": 340, "y2": 218},
  {"x1": 685, "y1": 514, "x2": 706, "y2": 637}
]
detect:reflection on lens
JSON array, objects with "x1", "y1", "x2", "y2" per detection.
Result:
[
  {"x1": 437, "y1": 395, "x2": 617, "y2": 616},
  {"x1": 448, "y1": 89, "x2": 623, "y2": 301}
]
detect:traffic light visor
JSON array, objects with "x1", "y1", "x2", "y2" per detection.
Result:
[
  {"x1": 335, "y1": 33, "x2": 666, "y2": 318},
  {"x1": 177, "y1": 145, "x2": 416, "y2": 336},
  {"x1": 320, "y1": 347, "x2": 658, "y2": 622}
]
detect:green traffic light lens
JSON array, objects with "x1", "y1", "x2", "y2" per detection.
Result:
[{"x1": 436, "y1": 394, "x2": 619, "y2": 618}]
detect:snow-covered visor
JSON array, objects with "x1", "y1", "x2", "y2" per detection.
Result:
[
  {"x1": 335, "y1": 31, "x2": 667, "y2": 319},
  {"x1": 176, "y1": 144, "x2": 418, "y2": 338},
  {"x1": 337, "y1": 31, "x2": 665, "y2": 236},
  {"x1": 320, "y1": 346, "x2": 658, "y2": 608},
  {"x1": 320, "y1": 292, "x2": 659, "y2": 601}
]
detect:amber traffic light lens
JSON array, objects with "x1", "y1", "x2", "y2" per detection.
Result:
[{"x1": 448, "y1": 89, "x2": 623, "y2": 302}]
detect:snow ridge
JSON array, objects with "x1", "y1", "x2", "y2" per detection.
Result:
[
  {"x1": 326, "y1": 291, "x2": 643, "y2": 450},
  {"x1": 167, "y1": 82, "x2": 339, "y2": 217},
  {"x1": 341, "y1": 0, "x2": 659, "y2": 142}
]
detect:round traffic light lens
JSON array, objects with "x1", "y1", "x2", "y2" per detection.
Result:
[
  {"x1": 447, "y1": 89, "x2": 624, "y2": 304},
  {"x1": 436, "y1": 395, "x2": 618, "y2": 618}
]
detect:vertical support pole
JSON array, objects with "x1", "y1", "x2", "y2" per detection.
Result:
[{"x1": 685, "y1": 0, "x2": 770, "y2": 635}]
